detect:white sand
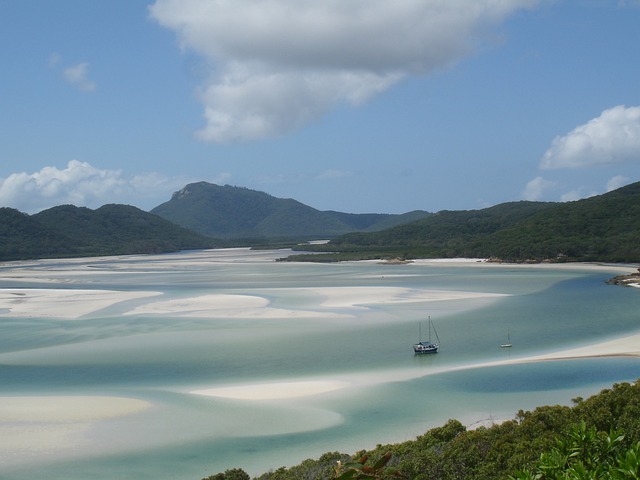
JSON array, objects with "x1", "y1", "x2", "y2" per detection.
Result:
[
  {"x1": 192, "y1": 380, "x2": 350, "y2": 400},
  {"x1": 0, "y1": 288, "x2": 162, "y2": 319},
  {"x1": 189, "y1": 331, "x2": 640, "y2": 401},
  {"x1": 122, "y1": 293, "x2": 349, "y2": 319},
  {"x1": 121, "y1": 286, "x2": 507, "y2": 319},
  {"x1": 310, "y1": 286, "x2": 507, "y2": 308},
  {"x1": 0, "y1": 396, "x2": 151, "y2": 463},
  {"x1": 523, "y1": 333, "x2": 640, "y2": 361}
]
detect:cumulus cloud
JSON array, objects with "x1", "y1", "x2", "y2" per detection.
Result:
[
  {"x1": 540, "y1": 105, "x2": 640, "y2": 169},
  {"x1": 63, "y1": 62, "x2": 97, "y2": 91},
  {"x1": 0, "y1": 161, "x2": 194, "y2": 213},
  {"x1": 606, "y1": 175, "x2": 630, "y2": 192},
  {"x1": 559, "y1": 188, "x2": 597, "y2": 203},
  {"x1": 149, "y1": 0, "x2": 538, "y2": 143},
  {"x1": 522, "y1": 176, "x2": 555, "y2": 201}
]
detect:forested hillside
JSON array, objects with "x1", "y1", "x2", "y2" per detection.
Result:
[
  {"x1": 0, "y1": 204, "x2": 216, "y2": 261},
  {"x1": 4, "y1": 181, "x2": 640, "y2": 263},
  {"x1": 151, "y1": 182, "x2": 431, "y2": 240},
  {"x1": 291, "y1": 181, "x2": 640, "y2": 263},
  {"x1": 204, "y1": 380, "x2": 640, "y2": 480}
]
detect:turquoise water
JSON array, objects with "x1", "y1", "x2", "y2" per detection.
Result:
[{"x1": 1, "y1": 250, "x2": 640, "y2": 479}]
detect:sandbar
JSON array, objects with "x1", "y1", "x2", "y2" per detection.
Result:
[
  {"x1": 192, "y1": 380, "x2": 350, "y2": 400},
  {"x1": 122, "y1": 286, "x2": 507, "y2": 319},
  {"x1": 0, "y1": 288, "x2": 162, "y2": 319},
  {"x1": 189, "y1": 331, "x2": 640, "y2": 402},
  {"x1": 122, "y1": 293, "x2": 349, "y2": 319},
  {"x1": 0, "y1": 395, "x2": 151, "y2": 463}
]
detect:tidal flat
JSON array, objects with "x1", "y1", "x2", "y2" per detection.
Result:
[{"x1": 1, "y1": 249, "x2": 639, "y2": 479}]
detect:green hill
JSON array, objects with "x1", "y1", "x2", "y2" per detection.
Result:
[
  {"x1": 0, "y1": 207, "x2": 73, "y2": 260},
  {"x1": 4, "y1": 180, "x2": 640, "y2": 263},
  {"x1": 0, "y1": 204, "x2": 216, "y2": 261},
  {"x1": 297, "y1": 181, "x2": 640, "y2": 263},
  {"x1": 151, "y1": 182, "x2": 431, "y2": 240}
]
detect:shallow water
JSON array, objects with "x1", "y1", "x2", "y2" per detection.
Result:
[{"x1": 1, "y1": 250, "x2": 640, "y2": 479}]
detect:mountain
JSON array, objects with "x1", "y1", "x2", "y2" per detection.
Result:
[
  {"x1": 0, "y1": 207, "x2": 73, "y2": 261},
  {"x1": 151, "y1": 182, "x2": 431, "y2": 240},
  {"x1": 0, "y1": 204, "x2": 216, "y2": 261},
  {"x1": 305, "y1": 181, "x2": 640, "y2": 263},
  {"x1": 4, "y1": 180, "x2": 639, "y2": 263}
]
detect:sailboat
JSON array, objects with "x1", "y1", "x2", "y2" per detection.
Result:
[
  {"x1": 501, "y1": 333, "x2": 512, "y2": 348},
  {"x1": 413, "y1": 316, "x2": 439, "y2": 354}
]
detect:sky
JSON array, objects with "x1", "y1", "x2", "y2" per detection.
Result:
[{"x1": 1, "y1": 0, "x2": 639, "y2": 215}]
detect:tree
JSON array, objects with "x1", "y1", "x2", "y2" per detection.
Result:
[
  {"x1": 511, "y1": 421, "x2": 640, "y2": 479},
  {"x1": 203, "y1": 468, "x2": 250, "y2": 480}
]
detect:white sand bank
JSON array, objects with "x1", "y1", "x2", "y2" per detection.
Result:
[
  {"x1": 122, "y1": 286, "x2": 507, "y2": 319},
  {"x1": 523, "y1": 333, "x2": 640, "y2": 361},
  {"x1": 0, "y1": 288, "x2": 161, "y2": 319},
  {"x1": 192, "y1": 380, "x2": 350, "y2": 400},
  {"x1": 310, "y1": 286, "x2": 507, "y2": 308},
  {"x1": 122, "y1": 293, "x2": 348, "y2": 319},
  {"x1": 190, "y1": 331, "x2": 640, "y2": 402},
  {"x1": 0, "y1": 396, "x2": 151, "y2": 463}
]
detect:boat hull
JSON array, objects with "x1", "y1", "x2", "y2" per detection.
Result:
[
  {"x1": 413, "y1": 342, "x2": 438, "y2": 354},
  {"x1": 414, "y1": 348, "x2": 438, "y2": 354}
]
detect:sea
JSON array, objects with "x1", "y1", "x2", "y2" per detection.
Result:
[{"x1": 1, "y1": 248, "x2": 640, "y2": 479}]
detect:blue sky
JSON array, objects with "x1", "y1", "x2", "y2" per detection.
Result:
[{"x1": 1, "y1": 1, "x2": 639, "y2": 214}]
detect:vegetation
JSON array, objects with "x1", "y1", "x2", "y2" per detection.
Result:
[
  {"x1": 151, "y1": 182, "x2": 430, "y2": 240},
  {"x1": 0, "y1": 204, "x2": 216, "y2": 261},
  {"x1": 203, "y1": 380, "x2": 640, "y2": 480},
  {"x1": 4, "y1": 180, "x2": 640, "y2": 263},
  {"x1": 512, "y1": 421, "x2": 640, "y2": 479},
  {"x1": 286, "y1": 181, "x2": 640, "y2": 263}
]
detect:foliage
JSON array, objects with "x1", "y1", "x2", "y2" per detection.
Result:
[
  {"x1": 333, "y1": 452, "x2": 402, "y2": 479},
  {"x1": 151, "y1": 182, "x2": 430, "y2": 240},
  {"x1": 255, "y1": 452, "x2": 351, "y2": 480},
  {"x1": 511, "y1": 422, "x2": 640, "y2": 479},
  {"x1": 0, "y1": 204, "x2": 216, "y2": 261},
  {"x1": 203, "y1": 380, "x2": 640, "y2": 480},
  {"x1": 203, "y1": 468, "x2": 251, "y2": 480},
  {"x1": 292, "y1": 181, "x2": 640, "y2": 263}
]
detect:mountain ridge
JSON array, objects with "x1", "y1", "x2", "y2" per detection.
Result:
[
  {"x1": 299, "y1": 180, "x2": 640, "y2": 263},
  {"x1": 151, "y1": 182, "x2": 431, "y2": 240},
  {"x1": 2, "y1": 180, "x2": 639, "y2": 263},
  {"x1": 0, "y1": 204, "x2": 216, "y2": 261}
]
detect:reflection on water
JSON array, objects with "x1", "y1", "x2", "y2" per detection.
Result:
[{"x1": 1, "y1": 250, "x2": 640, "y2": 479}]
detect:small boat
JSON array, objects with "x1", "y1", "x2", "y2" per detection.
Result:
[
  {"x1": 413, "y1": 316, "x2": 439, "y2": 354},
  {"x1": 501, "y1": 333, "x2": 512, "y2": 348}
]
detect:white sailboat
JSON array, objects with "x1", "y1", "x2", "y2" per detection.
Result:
[
  {"x1": 413, "y1": 316, "x2": 439, "y2": 354},
  {"x1": 501, "y1": 333, "x2": 512, "y2": 348}
]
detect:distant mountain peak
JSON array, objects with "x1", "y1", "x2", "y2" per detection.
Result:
[{"x1": 152, "y1": 182, "x2": 430, "y2": 240}]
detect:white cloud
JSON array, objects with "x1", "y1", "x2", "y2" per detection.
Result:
[
  {"x1": 522, "y1": 176, "x2": 555, "y2": 201},
  {"x1": 540, "y1": 105, "x2": 640, "y2": 169},
  {"x1": 63, "y1": 62, "x2": 97, "y2": 92},
  {"x1": 0, "y1": 161, "x2": 192, "y2": 213},
  {"x1": 559, "y1": 188, "x2": 596, "y2": 203},
  {"x1": 149, "y1": 0, "x2": 538, "y2": 143},
  {"x1": 606, "y1": 175, "x2": 630, "y2": 192}
]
